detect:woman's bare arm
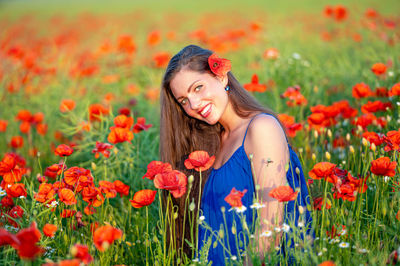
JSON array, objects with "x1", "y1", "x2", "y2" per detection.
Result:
[{"x1": 244, "y1": 114, "x2": 289, "y2": 258}]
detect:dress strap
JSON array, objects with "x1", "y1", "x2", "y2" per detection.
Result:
[{"x1": 242, "y1": 113, "x2": 289, "y2": 146}]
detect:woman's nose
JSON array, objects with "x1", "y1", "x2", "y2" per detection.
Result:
[{"x1": 189, "y1": 97, "x2": 201, "y2": 110}]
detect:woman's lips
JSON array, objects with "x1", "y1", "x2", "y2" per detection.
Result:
[{"x1": 199, "y1": 103, "x2": 212, "y2": 118}]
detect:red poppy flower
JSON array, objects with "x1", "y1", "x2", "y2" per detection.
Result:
[
  {"x1": 13, "y1": 222, "x2": 43, "y2": 260},
  {"x1": 6, "y1": 183, "x2": 27, "y2": 198},
  {"x1": 36, "y1": 123, "x2": 48, "y2": 136},
  {"x1": 98, "y1": 181, "x2": 117, "y2": 198},
  {"x1": 43, "y1": 224, "x2": 57, "y2": 237},
  {"x1": 0, "y1": 120, "x2": 8, "y2": 132},
  {"x1": 118, "y1": 35, "x2": 136, "y2": 54},
  {"x1": 54, "y1": 144, "x2": 74, "y2": 157},
  {"x1": 107, "y1": 127, "x2": 134, "y2": 144},
  {"x1": 263, "y1": 48, "x2": 279, "y2": 60},
  {"x1": 208, "y1": 53, "x2": 231, "y2": 77},
  {"x1": 93, "y1": 225, "x2": 123, "y2": 252},
  {"x1": 147, "y1": 30, "x2": 161, "y2": 46},
  {"x1": 281, "y1": 86, "x2": 308, "y2": 106},
  {"x1": 15, "y1": 110, "x2": 32, "y2": 122},
  {"x1": 113, "y1": 115, "x2": 133, "y2": 129},
  {"x1": 278, "y1": 114, "x2": 303, "y2": 138},
  {"x1": 113, "y1": 180, "x2": 130, "y2": 197},
  {"x1": 184, "y1": 150, "x2": 215, "y2": 172},
  {"x1": 389, "y1": 83, "x2": 400, "y2": 97},
  {"x1": 154, "y1": 170, "x2": 187, "y2": 198},
  {"x1": 133, "y1": 117, "x2": 152, "y2": 133},
  {"x1": 384, "y1": 129, "x2": 400, "y2": 152},
  {"x1": 0, "y1": 153, "x2": 24, "y2": 184},
  {"x1": 61, "y1": 209, "x2": 76, "y2": 218},
  {"x1": 313, "y1": 197, "x2": 331, "y2": 210},
  {"x1": 7, "y1": 205, "x2": 24, "y2": 227},
  {"x1": 243, "y1": 74, "x2": 267, "y2": 93},
  {"x1": 269, "y1": 186, "x2": 298, "y2": 202},
  {"x1": 370, "y1": 157, "x2": 396, "y2": 177},
  {"x1": 60, "y1": 99, "x2": 76, "y2": 113},
  {"x1": 63, "y1": 166, "x2": 93, "y2": 187},
  {"x1": 10, "y1": 136, "x2": 24, "y2": 149},
  {"x1": 224, "y1": 187, "x2": 247, "y2": 208},
  {"x1": 44, "y1": 163, "x2": 66, "y2": 179},
  {"x1": 142, "y1": 161, "x2": 172, "y2": 180},
  {"x1": 333, "y1": 5, "x2": 347, "y2": 21},
  {"x1": 19, "y1": 122, "x2": 30, "y2": 134},
  {"x1": 362, "y1": 131, "x2": 383, "y2": 146},
  {"x1": 371, "y1": 63, "x2": 387, "y2": 75},
  {"x1": 129, "y1": 189, "x2": 157, "y2": 208},
  {"x1": 34, "y1": 183, "x2": 56, "y2": 203},
  {"x1": 352, "y1": 83, "x2": 373, "y2": 99},
  {"x1": 88, "y1": 104, "x2": 110, "y2": 122},
  {"x1": 309, "y1": 162, "x2": 337, "y2": 180},
  {"x1": 81, "y1": 186, "x2": 104, "y2": 207},
  {"x1": 71, "y1": 244, "x2": 93, "y2": 264},
  {"x1": 0, "y1": 228, "x2": 20, "y2": 247},
  {"x1": 58, "y1": 188, "x2": 77, "y2": 205},
  {"x1": 153, "y1": 52, "x2": 171, "y2": 68},
  {"x1": 352, "y1": 113, "x2": 377, "y2": 129}
]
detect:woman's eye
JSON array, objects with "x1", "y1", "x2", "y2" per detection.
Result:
[{"x1": 194, "y1": 85, "x2": 202, "y2": 92}]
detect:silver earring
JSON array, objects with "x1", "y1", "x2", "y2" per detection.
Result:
[{"x1": 225, "y1": 85, "x2": 230, "y2": 91}]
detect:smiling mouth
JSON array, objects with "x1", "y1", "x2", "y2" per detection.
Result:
[{"x1": 198, "y1": 103, "x2": 212, "y2": 118}]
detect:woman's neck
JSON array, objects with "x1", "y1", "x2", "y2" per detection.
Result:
[{"x1": 218, "y1": 102, "x2": 247, "y2": 137}]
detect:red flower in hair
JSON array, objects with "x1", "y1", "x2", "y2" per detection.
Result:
[{"x1": 208, "y1": 53, "x2": 231, "y2": 77}]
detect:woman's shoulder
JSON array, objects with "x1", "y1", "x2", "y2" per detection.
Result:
[{"x1": 244, "y1": 113, "x2": 288, "y2": 150}]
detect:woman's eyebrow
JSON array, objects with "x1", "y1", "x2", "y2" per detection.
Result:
[{"x1": 176, "y1": 79, "x2": 201, "y2": 100}]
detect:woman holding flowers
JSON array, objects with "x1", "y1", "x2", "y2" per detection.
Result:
[{"x1": 160, "y1": 45, "x2": 312, "y2": 264}]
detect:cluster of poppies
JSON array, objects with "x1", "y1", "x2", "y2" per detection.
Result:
[
  {"x1": 130, "y1": 150, "x2": 216, "y2": 209},
  {"x1": 107, "y1": 114, "x2": 152, "y2": 144}
]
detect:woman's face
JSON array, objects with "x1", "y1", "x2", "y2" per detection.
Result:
[{"x1": 170, "y1": 68, "x2": 229, "y2": 125}]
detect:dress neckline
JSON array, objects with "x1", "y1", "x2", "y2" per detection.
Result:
[{"x1": 211, "y1": 145, "x2": 245, "y2": 171}]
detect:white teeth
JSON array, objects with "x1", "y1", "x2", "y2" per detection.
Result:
[{"x1": 200, "y1": 104, "x2": 211, "y2": 116}]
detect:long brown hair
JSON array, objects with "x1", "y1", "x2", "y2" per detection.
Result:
[{"x1": 160, "y1": 44, "x2": 285, "y2": 257}]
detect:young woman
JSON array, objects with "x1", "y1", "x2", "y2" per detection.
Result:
[{"x1": 160, "y1": 45, "x2": 312, "y2": 264}]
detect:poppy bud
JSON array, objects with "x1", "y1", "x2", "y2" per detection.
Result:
[
  {"x1": 295, "y1": 167, "x2": 300, "y2": 175},
  {"x1": 188, "y1": 175, "x2": 194, "y2": 185},
  {"x1": 314, "y1": 130, "x2": 319, "y2": 139},
  {"x1": 362, "y1": 138, "x2": 368, "y2": 147},
  {"x1": 91, "y1": 162, "x2": 97, "y2": 170},
  {"x1": 327, "y1": 129, "x2": 332, "y2": 138},
  {"x1": 221, "y1": 206, "x2": 226, "y2": 213},
  {"x1": 346, "y1": 133, "x2": 351, "y2": 141},
  {"x1": 312, "y1": 153, "x2": 316, "y2": 161},
  {"x1": 213, "y1": 241, "x2": 218, "y2": 248},
  {"x1": 299, "y1": 148, "x2": 303, "y2": 153},
  {"x1": 173, "y1": 212, "x2": 178, "y2": 219},
  {"x1": 189, "y1": 201, "x2": 195, "y2": 212},
  {"x1": 349, "y1": 145, "x2": 355, "y2": 154},
  {"x1": 231, "y1": 225, "x2": 236, "y2": 235},
  {"x1": 371, "y1": 143, "x2": 376, "y2": 152},
  {"x1": 325, "y1": 151, "x2": 331, "y2": 161},
  {"x1": 299, "y1": 206, "x2": 304, "y2": 214},
  {"x1": 219, "y1": 228, "x2": 224, "y2": 239}
]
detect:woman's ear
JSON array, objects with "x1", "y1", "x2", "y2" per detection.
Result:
[{"x1": 216, "y1": 74, "x2": 228, "y2": 87}]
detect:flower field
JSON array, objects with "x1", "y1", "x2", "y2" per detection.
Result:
[{"x1": 1, "y1": 0, "x2": 400, "y2": 265}]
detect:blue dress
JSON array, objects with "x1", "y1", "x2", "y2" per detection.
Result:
[{"x1": 198, "y1": 113, "x2": 313, "y2": 265}]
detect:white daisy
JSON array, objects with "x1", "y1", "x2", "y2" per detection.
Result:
[
  {"x1": 298, "y1": 221, "x2": 304, "y2": 228},
  {"x1": 260, "y1": 230, "x2": 272, "y2": 237},
  {"x1": 231, "y1": 256, "x2": 237, "y2": 261},
  {"x1": 274, "y1": 227, "x2": 281, "y2": 233},
  {"x1": 339, "y1": 242, "x2": 349, "y2": 248},
  {"x1": 250, "y1": 202, "x2": 265, "y2": 209},
  {"x1": 282, "y1": 223, "x2": 290, "y2": 233},
  {"x1": 358, "y1": 248, "x2": 368, "y2": 254},
  {"x1": 234, "y1": 205, "x2": 247, "y2": 213},
  {"x1": 0, "y1": 190, "x2": 6, "y2": 197}
]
